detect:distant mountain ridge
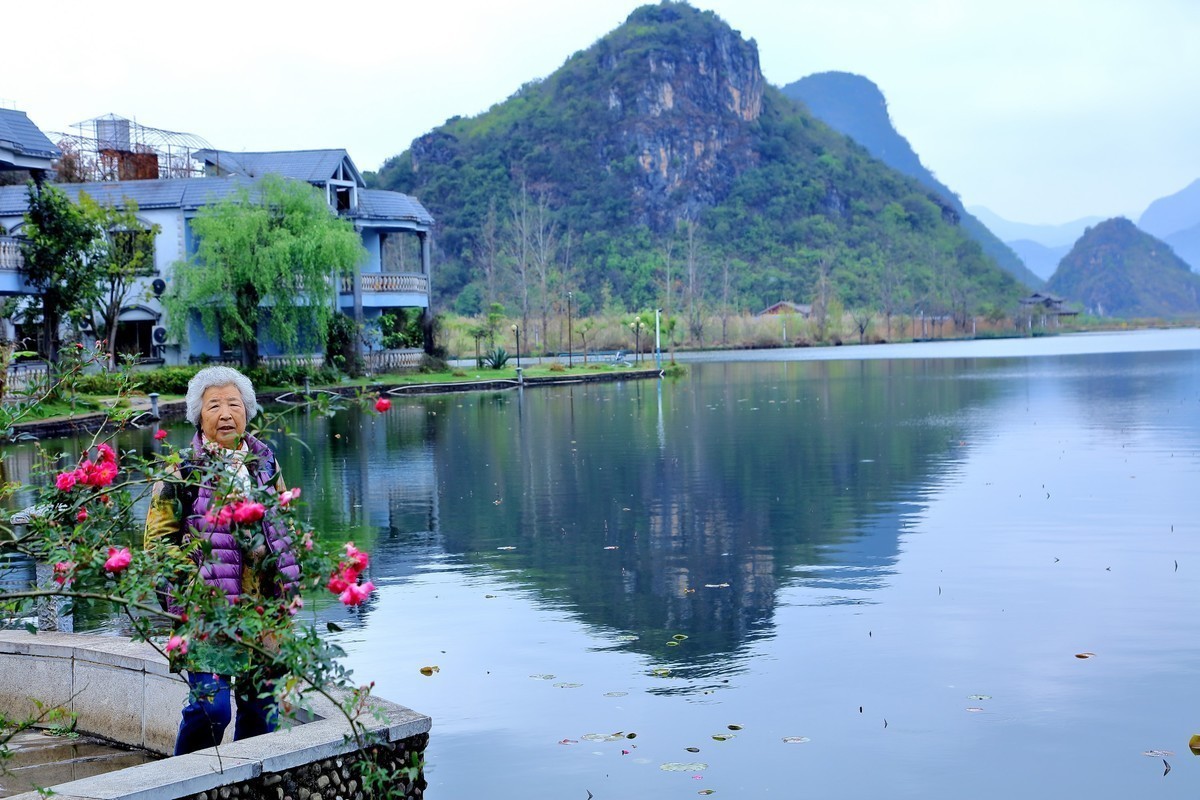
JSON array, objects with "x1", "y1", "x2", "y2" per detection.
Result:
[
  {"x1": 781, "y1": 71, "x2": 1040, "y2": 288},
  {"x1": 1006, "y1": 239, "x2": 1071, "y2": 281},
  {"x1": 1047, "y1": 218, "x2": 1200, "y2": 317},
  {"x1": 967, "y1": 206, "x2": 1103, "y2": 249},
  {"x1": 373, "y1": 2, "x2": 1021, "y2": 321}
]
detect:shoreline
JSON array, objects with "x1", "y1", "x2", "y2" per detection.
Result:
[{"x1": 8, "y1": 366, "x2": 666, "y2": 440}]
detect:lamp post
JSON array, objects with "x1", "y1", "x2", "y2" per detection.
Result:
[
  {"x1": 655, "y1": 309, "x2": 661, "y2": 368},
  {"x1": 567, "y1": 291, "x2": 573, "y2": 368},
  {"x1": 630, "y1": 316, "x2": 644, "y2": 364},
  {"x1": 511, "y1": 323, "x2": 521, "y2": 370}
]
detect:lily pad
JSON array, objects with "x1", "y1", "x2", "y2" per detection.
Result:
[{"x1": 661, "y1": 762, "x2": 708, "y2": 772}]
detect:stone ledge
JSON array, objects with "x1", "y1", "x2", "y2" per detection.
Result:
[{"x1": 1, "y1": 631, "x2": 431, "y2": 800}]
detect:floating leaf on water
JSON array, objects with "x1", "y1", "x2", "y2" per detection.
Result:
[
  {"x1": 604, "y1": 691, "x2": 628, "y2": 697},
  {"x1": 497, "y1": 546, "x2": 516, "y2": 550},
  {"x1": 652, "y1": 668, "x2": 672, "y2": 678},
  {"x1": 727, "y1": 724, "x2": 743, "y2": 731},
  {"x1": 667, "y1": 641, "x2": 680, "y2": 646},
  {"x1": 530, "y1": 674, "x2": 556, "y2": 680},
  {"x1": 626, "y1": 732, "x2": 637, "y2": 739},
  {"x1": 967, "y1": 695, "x2": 991, "y2": 701},
  {"x1": 698, "y1": 791, "x2": 715, "y2": 796},
  {"x1": 672, "y1": 634, "x2": 689, "y2": 641},
  {"x1": 661, "y1": 762, "x2": 708, "y2": 772},
  {"x1": 553, "y1": 682, "x2": 583, "y2": 689},
  {"x1": 1144, "y1": 750, "x2": 1175, "y2": 757},
  {"x1": 712, "y1": 734, "x2": 735, "y2": 742},
  {"x1": 484, "y1": 594, "x2": 497, "y2": 599},
  {"x1": 1075, "y1": 652, "x2": 1096, "y2": 659},
  {"x1": 419, "y1": 666, "x2": 440, "y2": 676},
  {"x1": 686, "y1": 746, "x2": 701, "y2": 753},
  {"x1": 782, "y1": 736, "x2": 811, "y2": 744},
  {"x1": 1189, "y1": 734, "x2": 1200, "y2": 752}
]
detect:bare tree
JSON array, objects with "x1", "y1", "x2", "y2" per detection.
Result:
[
  {"x1": 505, "y1": 183, "x2": 532, "y2": 346},
  {"x1": 683, "y1": 217, "x2": 705, "y2": 344},
  {"x1": 477, "y1": 197, "x2": 502, "y2": 309},
  {"x1": 531, "y1": 192, "x2": 559, "y2": 352},
  {"x1": 659, "y1": 235, "x2": 676, "y2": 363}
]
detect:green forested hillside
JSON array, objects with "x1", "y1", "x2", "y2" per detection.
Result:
[
  {"x1": 1047, "y1": 218, "x2": 1200, "y2": 317},
  {"x1": 372, "y1": 1, "x2": 1022, "y2": 337}
]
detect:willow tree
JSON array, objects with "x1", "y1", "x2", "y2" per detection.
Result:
[{"x1": 167, "y1": 175, "x2": 365, "y2": 367}]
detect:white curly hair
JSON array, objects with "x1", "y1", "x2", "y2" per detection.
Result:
[{"x1": 184, "y1": 366, "x2": 260, "y2": 426}]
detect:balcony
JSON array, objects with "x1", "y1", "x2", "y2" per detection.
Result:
[
  {"x1": 0, "y1": 236, "x2": 33, "y2": 295},
  {"x1": 338, "y1": 272, "x2": 429, "y2": 310}
]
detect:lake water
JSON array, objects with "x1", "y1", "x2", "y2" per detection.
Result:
[{"x1": 6, "y1": 329, "x2": 1200, "y2": 797}]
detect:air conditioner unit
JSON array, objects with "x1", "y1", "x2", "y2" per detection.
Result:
[
  {"x1": 151, "y1": 278, "x2": 166, "y2": 296},
  {"x1": 152, "y1": 326, "x2": 168, "y2": 345}
]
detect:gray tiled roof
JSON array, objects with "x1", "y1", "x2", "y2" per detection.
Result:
[
  {"x1": 0, "y1": 109, "x2": 61, "y2": 160},
  {"x1": 193, "y1": 149, "x2": 364, "y2": 187},
  {"x1": 0, "y1": 175, "x2": 257, "y2": 216},
  {"x1": 357, "y1": 189, "x2": 434, "y2": 226},
  {"x1": 0, "y1": 176, "x2": 433, "y2": 229}
]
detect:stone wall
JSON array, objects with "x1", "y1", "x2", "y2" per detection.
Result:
[{"x1": 0, "y1": 631, "x2": 431, "y2": 800}]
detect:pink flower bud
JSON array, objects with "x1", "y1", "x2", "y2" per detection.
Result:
[
  {"x1": 154, "y1": 429, "x2": 168, "y2": 441},
  {"x1": 374, "y1": 397, "x2": 392, "y2": 412},
  {"x1": 76, "y1": 508, "x2": 88, "y2": 522},
  {"x1": 165, "y1": 635, "x2": 188, "y2": 655}
]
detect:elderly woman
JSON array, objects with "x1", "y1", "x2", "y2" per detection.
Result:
[{"x1": 145, "y1": 366, "x2": 300, "y2": 756}]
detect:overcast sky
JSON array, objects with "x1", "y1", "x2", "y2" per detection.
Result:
[{"x1": 3, "y1": 0, "x2": 1197, "y2": 225}]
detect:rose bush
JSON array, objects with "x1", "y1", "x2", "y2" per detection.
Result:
[{"x1": 0, "y1": 345, "x2": 411, "y2": 795}]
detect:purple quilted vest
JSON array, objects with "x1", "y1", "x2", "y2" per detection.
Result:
[{"x1": 182, "y1": 432, "x2": 300, "y2": 606}]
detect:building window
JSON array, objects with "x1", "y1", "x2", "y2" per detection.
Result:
[{"x1": 114, "y1": 320, "x2": 154, "y2": 361}]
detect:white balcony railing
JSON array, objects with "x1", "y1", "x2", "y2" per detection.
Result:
[
  {"x1": 340, "y1": 272, "x2": 429, "y2": 295},
  {"x1": 0, "y1": 237, "x2": 23, "y2": 271}
]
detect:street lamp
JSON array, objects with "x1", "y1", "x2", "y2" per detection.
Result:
[
  {"x1": 655, "y1": 309, "x2": 661, "y2": 369},
  {"x1": 629, "y1": 316, "x2": 644, "y2": 364},
  {"x1": 511, "y1": 323, "x2": 521, "y2": 370},
  {"x1": 567, "y1": 291, "x2": 573, "y2": 368}
]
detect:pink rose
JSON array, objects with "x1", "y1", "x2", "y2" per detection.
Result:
[
  {"x1": 339, "y1": 581, "x2": 374, "y2": 606},
  {"x1": 95, "y1": 443, "x2": 117, "y2": 464},
  {"x1": 76, "y1": 508, "x2": 88, "y2": 522},
  {"x1": 104, "y1": 546, "x2": 132, "y2": 574},
  {"x1": 53, "y1": 561, "x2": 75, "y2": 586},
  {"x1": 55, "y1": 471, "x2": 77, "y2": 491},
  {"x1": 327, "y1": 572, "x2": 351, "y2": 594},
  {"x1": 154, "y1": 429, "x2": 168, "y2": 441},
  {"x1": 165, "y1": 635, "x2": 188, "y2": 655},
  {"x1": 279, "y1": 487, "x2": 302, "y2": 506},
  {"x1": 231, "y1": 501, "x2": 265, "y2": 525},
  {"x1": 374, "y1": 397, "x2": 392, "y2": 412},
  {"x1": 344, "y1": 542, "x2": 369, "y2": 572}
]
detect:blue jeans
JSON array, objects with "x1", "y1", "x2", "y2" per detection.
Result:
[{"x1": 174, "y1": 671, "x2": 278, "y2": 755}]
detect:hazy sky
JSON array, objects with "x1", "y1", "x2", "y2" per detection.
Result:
[{"x1": 3, "y1": 0, "x2": 1197, "y2": 225}]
